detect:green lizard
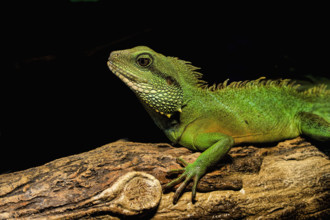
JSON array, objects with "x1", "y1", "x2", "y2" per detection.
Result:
[{"x1": 107, "y1": 46, "x2": 330, "y2": 204}]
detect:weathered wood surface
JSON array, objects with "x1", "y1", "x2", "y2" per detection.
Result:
[{"x1": 0, "y1": 137, "x2": 329, "y2": 219}]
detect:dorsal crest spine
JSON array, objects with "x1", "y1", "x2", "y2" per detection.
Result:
[{"x1": 172, "y1": 56, "x2": 329, "y2": 97}]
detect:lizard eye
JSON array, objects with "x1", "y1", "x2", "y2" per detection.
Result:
[{"x1": 136, "y1": 54, "x2": 153, "y2": 67}]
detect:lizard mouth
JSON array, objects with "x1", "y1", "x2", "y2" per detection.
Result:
[{"x1": 107, "y1": 61, "x2": 147, "y2": 84}]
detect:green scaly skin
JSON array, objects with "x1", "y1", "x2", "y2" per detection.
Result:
[{"x1": 107, "y1": 46, "x2": 330, "y2": 204}]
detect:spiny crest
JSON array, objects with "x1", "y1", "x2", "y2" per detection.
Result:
[
  {"x1": 170, "y1": 58, "x2": 300, "y2": 92},
  {"x1": 301, "y1": 84, "x2": 329, "y2": 96},
  {"x1": 170, "y1": 57, "x2": 208, "y2": 86},
  {"x1": 203, "y1": 77, "x2": 299, "y2": 91},
  {"x1": 168, "y1": 56, "x2": 329, "y2": 97},
  {"x1": 200, "y1": 76, "x2": 329, "y2": 97}
]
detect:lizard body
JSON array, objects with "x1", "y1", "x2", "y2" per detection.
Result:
[{"x1": 107, "y1": 46, "x2": 330, "y2": 203}]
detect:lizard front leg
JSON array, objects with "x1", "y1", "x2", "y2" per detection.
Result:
[{"x1": 163, "y1": 132, "x2": 234, "y2": 204}]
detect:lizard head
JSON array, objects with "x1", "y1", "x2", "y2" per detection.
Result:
[{"x1": 108, "y1": 46, "x2": 200, "y2": 117}]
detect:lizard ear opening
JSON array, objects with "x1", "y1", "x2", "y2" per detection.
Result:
[{"x1": 166, "y1": 76, "x2": 175, "y2": 85}]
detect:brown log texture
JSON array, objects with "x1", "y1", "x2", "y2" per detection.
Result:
[{"x1": 0, "y1": 137, "x2": 329, "y2": 219}]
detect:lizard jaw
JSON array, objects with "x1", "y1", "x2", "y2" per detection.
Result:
[
  {"x1": 107, "y1": 61, "x2": 151, "y2": 92},
  {"x1": 107, "y1": 61, "x2": 147, "y2": 84}
]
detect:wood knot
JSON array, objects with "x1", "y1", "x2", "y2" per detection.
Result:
[{"x1": 90, "y1": 171, "x2": 162, "y2": 215}]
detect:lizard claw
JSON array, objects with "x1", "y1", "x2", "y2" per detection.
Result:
[
  {"x1": 176, "y1": 157, "x2": 188, "y2": 166},
  {"x1": 163, "y1": 158, "x2": 204, "y2": 204}
]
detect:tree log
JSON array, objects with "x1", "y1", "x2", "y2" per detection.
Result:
[{"x1": 0, "y1": 137, "x2": 329, "y2": 219}]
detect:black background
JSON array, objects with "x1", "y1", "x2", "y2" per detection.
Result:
[{"x1": 2, "y1": 1, "x2": 329, "y2": 173}]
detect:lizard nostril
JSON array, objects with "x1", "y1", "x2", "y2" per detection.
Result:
[{"x1": 109, "y1": 51, "x2": 119, "y2": 61}]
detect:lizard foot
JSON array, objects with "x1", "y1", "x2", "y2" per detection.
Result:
[{"x1": 163, "y1": 157, "x2": 206, "y2": 204}]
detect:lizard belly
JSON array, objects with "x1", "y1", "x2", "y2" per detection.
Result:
[
  {"x1": 177, "y1": 116, "x2": 299, "y2": 148},
  {"x1": 196, "y1": 120, "x2": 266, "y2": 144}
]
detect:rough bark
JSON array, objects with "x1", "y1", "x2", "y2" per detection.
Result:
[{"x1": 0, "y1": 137, "x2": 329, "y2": 219}]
